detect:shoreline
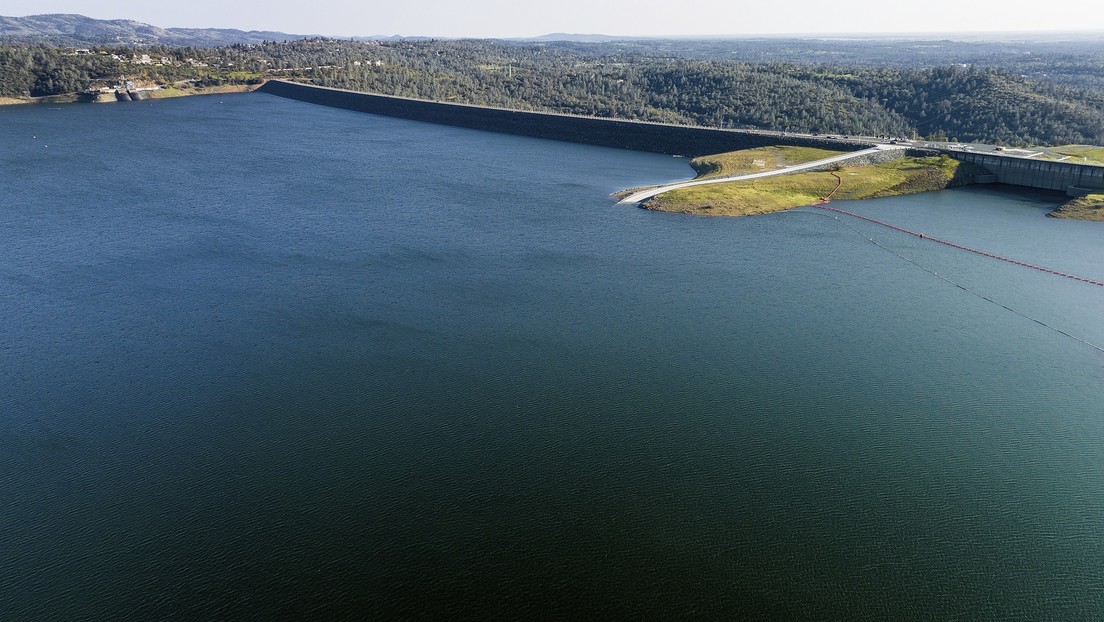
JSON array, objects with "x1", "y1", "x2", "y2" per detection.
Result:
[
  {"x1": 259, "y1": 81, "x2": 1104, "y2": 206},
  {"x1": 615, "y1": 145, "x2": 895, "y2": 205},
  {"x1": 1049, "y1": 193, "x2": 1104, "y2": 221},
  {"x1": 630, "y1": 153, "x2": 981, "y2": 217},
  {"x1": 0, "y1": 84, "x2": 260, "y2": 107},
  {"x1": 7, "y1": 80, "x2": 1102, "y2": 222},
  {"x1": 627, "y1": 150, "x2": 1104, "y2": 221}
]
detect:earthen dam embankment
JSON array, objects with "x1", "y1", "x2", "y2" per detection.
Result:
[
  {"x1": 258, "y1": 80, "x2": 1104, "y2": 196},
  {"x1": 257, "y1": 80, "x2": 875, "y2": 157}
]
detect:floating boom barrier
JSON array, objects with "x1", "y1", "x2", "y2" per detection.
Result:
[{"x1": 810, "y1": 201, "x2": 1104, "y2": 288}]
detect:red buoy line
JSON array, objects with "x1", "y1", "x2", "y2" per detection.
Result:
[
  {"x1": 811, "y1": 203, "x2": 1104, "y2": 288},
  {"x1": 788, "y1": 204, "x2": 1104, "y2": 355}
]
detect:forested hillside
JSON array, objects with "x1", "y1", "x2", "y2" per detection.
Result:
[
  {"x1": 3, "y1": 37, "x2": 1103, "y2": 146},
  {"x1": 0, "y1": 13, "x2": 313, "y2": 46}
]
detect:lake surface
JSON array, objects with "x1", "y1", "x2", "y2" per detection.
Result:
[{"x1": 3, "y1": 94, "x2": 1104, "y2": 620}]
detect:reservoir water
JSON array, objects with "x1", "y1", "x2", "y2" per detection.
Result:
[{"x1": 3, "y1": 94, "x2": 1104, "y2": 619}]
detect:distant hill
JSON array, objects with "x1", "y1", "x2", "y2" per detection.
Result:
[{"x1": 0, "y1": 14, "x2": 315, "y2": 46}]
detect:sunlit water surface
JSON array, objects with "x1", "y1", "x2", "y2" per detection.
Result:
[{"x1": 2, "y1": 94, "x2": 1104, "y2": 619}]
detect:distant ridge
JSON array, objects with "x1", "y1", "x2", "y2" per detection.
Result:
[
  {"x1": 520, "y1": 33, "x2": 641, "y2": 43},
  {"x1": 519, "y1": 30, "x2": 1104, "y2": 43},
  {"x1": 0, "y1": 14, "x2": 317, "y2": 46}
]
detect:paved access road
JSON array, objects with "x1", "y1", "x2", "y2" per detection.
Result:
[{"x1": 617, "y1": 144, "x2": 905, "y2": 205}]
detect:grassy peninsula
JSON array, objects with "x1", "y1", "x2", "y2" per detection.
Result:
[
  {"x1": 641, "y1": 153, "x2": 978, "y2": 217},
  {"x1": 613, "y1": 146, "x2": 845, "y2": 200}
]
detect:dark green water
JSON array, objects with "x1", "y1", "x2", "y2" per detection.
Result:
[{"x1": 3, "y1": 94, "x2": 1104, "y2": 620}]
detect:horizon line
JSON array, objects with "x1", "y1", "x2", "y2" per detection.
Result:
[{"x1": 6, "y1": 14, "x2": 1104, "y2": 41}]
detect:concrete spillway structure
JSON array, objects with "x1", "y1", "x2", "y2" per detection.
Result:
[
  {"x1": 947, "y1": 152, "x2": 1104, "y2": 196},
  {"x1": 257, "y1": 80, "x2": 876, "y2": 157}
]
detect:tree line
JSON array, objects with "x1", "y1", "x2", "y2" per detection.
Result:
[{"x1": 3, "y1": 38, "x2": 1103, "y2": 147}]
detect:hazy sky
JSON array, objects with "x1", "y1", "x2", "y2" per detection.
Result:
[{"x1": 4, "y1": 0, "x2": 1103, "y2": 38}]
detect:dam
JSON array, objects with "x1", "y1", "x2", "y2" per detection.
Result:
[
  {"x1": 259, "y1": 80, "x2": 1104, "y2": 196},
  {"x1": 257, "y1": 80, "x2": 876, "y2": 157}
]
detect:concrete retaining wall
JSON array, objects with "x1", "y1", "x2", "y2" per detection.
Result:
[
  {"x1": 808, "y1": 147, "x2": 933, "y2": 171},
  {"x1": 258, "y1": 80, "x2": 876, "y2": 157},
  {"x1": 948, "y1": 152, "x2": 1104, "y2": 194}
]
